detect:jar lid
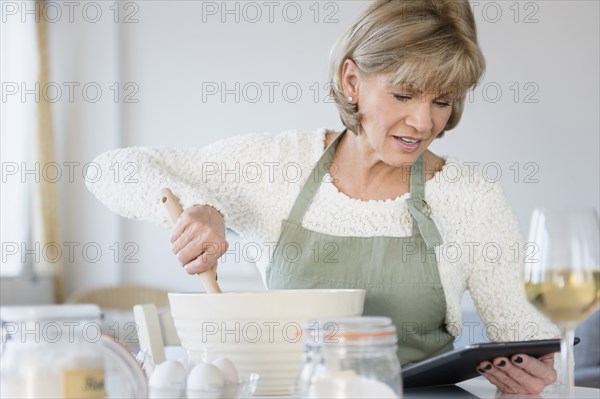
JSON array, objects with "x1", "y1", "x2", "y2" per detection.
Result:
[
  {"x1": 0, "y1": 304, "x2": 101, "y2": 323},
  {"x1": 303, "y1": 316, "x2": 397, "y2": 346}
]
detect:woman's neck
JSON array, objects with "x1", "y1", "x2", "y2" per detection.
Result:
[{"x1": 328, "y1": 131, "x2": 413, "y2": 201}]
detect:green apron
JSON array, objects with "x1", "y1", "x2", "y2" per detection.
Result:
[{"x1": 266, "y1": 131, "x2": 454, "y2": 365}]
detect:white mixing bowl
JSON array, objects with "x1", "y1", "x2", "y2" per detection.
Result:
[{"x1": 169, "y1": 289, "x2": 365, "y2": 396}]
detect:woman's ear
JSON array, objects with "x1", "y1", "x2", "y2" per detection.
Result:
[{"x1": 341, "y1": 59, "x2": 360, "y2": 99}]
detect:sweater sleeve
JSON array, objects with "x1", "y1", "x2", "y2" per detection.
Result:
[
  {"x1": 464, "y1": 179, "x2": 559, "y2": 342},
  {"x1": 85, "y1": 131, "x2": 291, "y2": 237}
]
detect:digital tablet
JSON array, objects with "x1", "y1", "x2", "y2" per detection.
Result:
[{"x1": 401, "y1": 337, "x2": 580, "y2": 388}]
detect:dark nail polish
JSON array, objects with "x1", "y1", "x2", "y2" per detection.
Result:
[
  {"x1": 478, "y1": 367, "x2": 486, "y2": 373},
  {"x1": 514, "y1": 356, "x2": 523, "y2": 364},
  {"x1": 484, "y1": 364, "x2": 492, "y2": 370},
  {"x1": 497, "y1": 360, "x2": 506, "y2": 367}
]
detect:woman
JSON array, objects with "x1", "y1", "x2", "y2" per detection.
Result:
[{"x1": 88, "y1": 0, "x2": 559, "y2": 394}]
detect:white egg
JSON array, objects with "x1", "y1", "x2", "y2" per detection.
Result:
[
  {"x1": 186, "y1": 363, "x2": 224, "y2": 399},
  {"x1": 211, "y1": 357, "x2": 239, "y2": 385},
  {"x1": 148, "y1": 360, "x2": 187, "y2": 388}
]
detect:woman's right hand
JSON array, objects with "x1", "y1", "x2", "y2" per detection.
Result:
[{"x1": 170, "y1": 205, "x2": 228, "y2": 275}]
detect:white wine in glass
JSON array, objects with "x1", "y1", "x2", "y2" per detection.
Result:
[{"x1": 524, "y1": 208, "x2": 600, "y2": 397}]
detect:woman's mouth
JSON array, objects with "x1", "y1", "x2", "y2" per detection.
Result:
[{"x1": 392, "y1": 136, "x2": 422, "y2": 152}]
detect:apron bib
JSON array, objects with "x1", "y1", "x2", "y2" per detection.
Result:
[{"x1": 266, "y1": 131, "x2": 454, "y2": 365}]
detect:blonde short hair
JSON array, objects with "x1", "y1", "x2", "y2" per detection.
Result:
[{"x1": 328, "y1": 0, "x2": 486, "y2": 137}]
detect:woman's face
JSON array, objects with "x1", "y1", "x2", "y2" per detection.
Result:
[{"x1": 345, "y1": 62, "x2": 454, "y2": 168}]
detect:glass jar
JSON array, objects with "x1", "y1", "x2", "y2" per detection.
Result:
[
  {"x1": 1, "y1": 304, "x2": 106, "y2": 398},
  {"x1": 293, "y1": 316, "x2": 402, "y2": 399}
]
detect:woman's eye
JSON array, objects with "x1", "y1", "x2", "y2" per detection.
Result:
[
  {"x1": 393, "y1": 94, "x2": 411, "y2": 102},
  {"x1": 434, "y1": 100, "x2": 452, "y2": 108}
]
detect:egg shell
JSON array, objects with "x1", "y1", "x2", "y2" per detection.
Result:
[
  {"x1": 187, "y1": 363, "x2": 225, "y2": 391},
  {"x1": 148, "y1": 360, "x2": 187, "y2": 388},
  {"x1": 211, "y1": 357, "x2": 239, "y2": 385}
]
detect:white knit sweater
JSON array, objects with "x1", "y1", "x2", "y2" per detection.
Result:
[{"x1": 87, "y1": 127, "x2": 559, "y2": 344}]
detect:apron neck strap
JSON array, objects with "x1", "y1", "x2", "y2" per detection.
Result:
[
  {"x1": 287, "y1": 130, "x2": 343, "y2": 223},
  {"x1": 409, "y1": 155, "x2": 425, "y2": 200},
  {"x1": 408, "y1": 156, "x2": 425, "y2": 236},
  {"x1": 406, "y1": 156, "x2": 443, "y2": 248}
]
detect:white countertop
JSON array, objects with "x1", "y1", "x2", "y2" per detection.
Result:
[
  {"x1": 455, "y1": 379, "x2": 599, "y2": 398},
  {"x1": 255, "y1": 380, "x2": 600, "y2": 398}
]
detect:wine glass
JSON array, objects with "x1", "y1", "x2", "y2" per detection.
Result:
[{"x1": 523, "y1": 208, "x2": 600, "y2": 397}]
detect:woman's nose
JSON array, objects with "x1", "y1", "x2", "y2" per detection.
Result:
[{"x1": 405, "y1": 102, "x2": 434, "y2": 134}]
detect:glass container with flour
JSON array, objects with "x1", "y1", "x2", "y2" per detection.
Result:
[
  {"x1": 0, "y1": 304, "x2": 147, "y2": 398},
  {"x1": 293, "y1": 316, "x2": 402, "y2": 398}
]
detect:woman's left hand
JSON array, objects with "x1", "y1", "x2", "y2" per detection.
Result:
[{"x1": 477, "y1": 353, "x2": 557, "y2": 395}]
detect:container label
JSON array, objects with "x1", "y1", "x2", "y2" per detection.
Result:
[{"x1": 63, "y1": 368, "x2": 106, "y2": 398}]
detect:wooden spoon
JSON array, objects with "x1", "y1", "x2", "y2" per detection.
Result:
[{"x1": 160, "y1": 188, "x2": 222, "y2": 294}]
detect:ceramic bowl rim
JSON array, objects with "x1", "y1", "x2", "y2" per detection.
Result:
[{"x1": 169, "y1": 289, "x2": 366, "y2": 298}]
